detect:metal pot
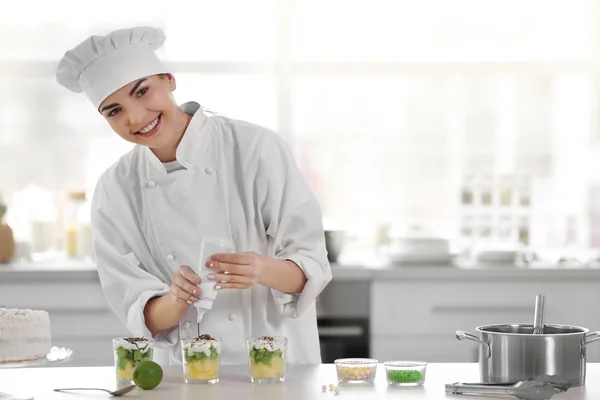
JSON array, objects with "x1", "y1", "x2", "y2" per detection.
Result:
[{"x1": 456, "y1": 324, "x2": 600, "y2": 387}]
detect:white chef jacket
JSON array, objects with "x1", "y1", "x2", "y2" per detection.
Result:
[{"x1": 91, "y1": 102, "x2": 332, "y2": 366}]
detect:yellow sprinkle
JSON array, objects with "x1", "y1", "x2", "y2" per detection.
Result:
[{"x1": 329, "y1": 383, "x2": 335, "y2": 390}]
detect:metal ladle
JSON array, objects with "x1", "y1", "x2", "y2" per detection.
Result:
[
  {"x1": 533, "y1": 294, "x2": 546, "y2": 335},
  {"x1": 445, "y1": 374, "x2": 571, "y2": 400}
]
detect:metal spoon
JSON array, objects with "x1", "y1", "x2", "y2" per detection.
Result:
[
  {"x1": 533, "y1": 294, "x2": 546, "y2": 334},
  {"x1": 53, "y1": 385, "x2": 136, "y2": 396}
]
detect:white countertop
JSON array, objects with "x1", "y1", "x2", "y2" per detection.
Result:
[
  {"x1": 3, "y1": 259, "x2": 600, "y2": 282},
  {"x1": 0, "y1": 363, "x2": 597, "y2": 399}
]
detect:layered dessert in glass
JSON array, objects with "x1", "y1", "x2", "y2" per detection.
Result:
[
  {"x1": 113, "y1": 337, "x2": 153, "y2": 384},
  {"x1": 247, "y1": 336, "x2": 287, "y2": 383},
  {"x1": 181, "y1": 334, "x2": 221, "y2": 384}
]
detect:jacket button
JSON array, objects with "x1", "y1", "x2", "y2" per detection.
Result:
[
  {"x1": 228, "y1": 313, "x2": 236, "y2": 321},
  {"x1": 147, "y1": 180, "x2": 156, "y2": 188},
  {"x1": 166, "y1": 254, "x2": 175, "y2": 261},
  {"x1": 205, "y1": 168, "x2": 215, "y2": 174}
]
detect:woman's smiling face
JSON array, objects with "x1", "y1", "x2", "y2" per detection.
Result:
[{"x1": 98, "y1": 74, "x2": 181, "y2": 149}]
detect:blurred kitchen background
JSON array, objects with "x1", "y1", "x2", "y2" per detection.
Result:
[{"x1": 3, "y1": 0, "x2": 600, "y2": 365}]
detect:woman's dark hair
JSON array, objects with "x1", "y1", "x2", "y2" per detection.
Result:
[{"x1": 157, "y1": 73, "x2": 222, "y2": 117}]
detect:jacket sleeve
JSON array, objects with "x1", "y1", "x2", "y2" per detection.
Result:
[
  {"x1": 91, "y1": 178, "x2": 179, "y2": 348},
  {"x1": 256, "y1": 131, "x2": 333, "y2": 319}
]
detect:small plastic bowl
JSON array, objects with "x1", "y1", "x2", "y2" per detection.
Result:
[
  {"x1": 334, "y1": 358, "x2": 378, "y2": 383},
  {"x1": 384, "y1": 361, "x2": 427, "y2": 386}
]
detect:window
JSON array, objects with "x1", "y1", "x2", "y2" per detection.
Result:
[{"x1": 3, "y1": 0, "x2": 600, "y2": 259}]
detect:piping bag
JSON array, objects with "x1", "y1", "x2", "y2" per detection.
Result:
[{"x1": 194, "y1": 236, "x2": 235, "y2": 324}]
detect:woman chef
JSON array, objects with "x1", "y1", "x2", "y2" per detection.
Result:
[{"x1": 55, "y1": 26, "x2": 332, "y2": 366}]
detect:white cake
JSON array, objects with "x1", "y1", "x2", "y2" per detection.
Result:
[{"x1": 0, "y1": 307, "x2": 51, "y2": 362}]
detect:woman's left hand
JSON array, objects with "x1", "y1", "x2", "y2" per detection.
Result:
[{"x1": 205, "y1": 252, "x2": 266, "y2": 289}]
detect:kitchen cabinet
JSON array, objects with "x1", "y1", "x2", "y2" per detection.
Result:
[
  {"x1": 370, "y1": 275, "x2": 600, "y2": 362},
  {"x1": 0, "y1": 272, "x2": 129, "y2": 367}
]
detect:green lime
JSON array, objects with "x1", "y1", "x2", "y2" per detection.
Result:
[{"x1": 133, "y1": 360, "x2": 163, "y2": 390}]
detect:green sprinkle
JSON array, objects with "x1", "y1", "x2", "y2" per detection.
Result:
[{"x1": 387, "y1": 369, "x2": 422, "y2": 383}]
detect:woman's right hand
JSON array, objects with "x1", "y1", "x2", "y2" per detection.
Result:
[{"x1": 170, "y1": 265, "x2": 201, "y2": 305}]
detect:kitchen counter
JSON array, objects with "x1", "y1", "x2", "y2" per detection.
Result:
[
  {"x1": 0, "y1": 261, "x2": 100, "y2": 282},
  {"x1": 0, "y1": 363, "x2": 598, "y2": 399},
  {"x1": 330, "y1": 263, "x2": 600, "y2": 281},
  {"x1": 4, "y1": 259, "x2": 600, "y2": 282}
]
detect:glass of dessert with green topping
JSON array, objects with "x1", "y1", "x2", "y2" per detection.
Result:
[
  {"x1": 181, "y1": 334, "x2": 221, "y2": 384},
  {"x1": 112, "y1": 337, "x2": 153, "y2": 384},
  {"x1": 384, "y1": 361, "x2": 427, "y2": 386},
  {"x1": 247, "y1": 336, "x2": 287, "y2": 383}
]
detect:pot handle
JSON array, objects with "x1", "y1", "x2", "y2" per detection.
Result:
[
  {"x1": 586, "y1": 331, "x2": 600, "y2": 344},
  {"x1": 580, "y1": 331, "x2": 600, "y2": 358},
  {"x1": 456, "y1": 330, "x2": 491, "y2": 358}
]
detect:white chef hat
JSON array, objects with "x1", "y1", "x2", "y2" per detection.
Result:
[{"x1": 56, "y1": 26, "x2": 170, "y2": 109}]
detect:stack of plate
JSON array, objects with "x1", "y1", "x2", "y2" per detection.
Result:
[
  {"x1": 385, "y1": 237, "x2": 451, "y2": 266},
  {"x1": 475, "y1": 249, "x2": 519, "y2": 266}
]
